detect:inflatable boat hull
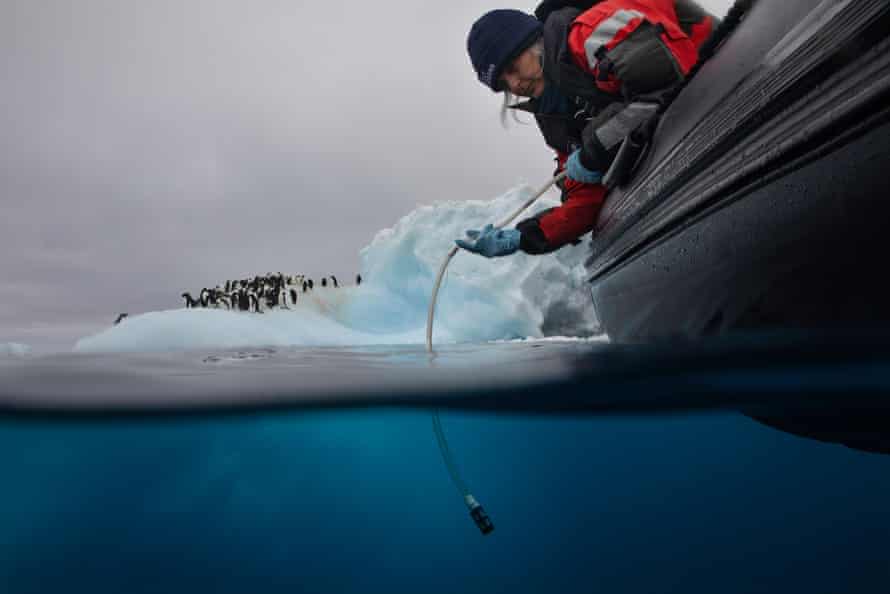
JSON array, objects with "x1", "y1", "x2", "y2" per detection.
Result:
[{"x1": 586, "y1": 0, "x2": 890, "y2": 342}]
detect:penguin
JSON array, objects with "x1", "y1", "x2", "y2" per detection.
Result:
[
  {"x1": 356, "y1": 274, "x2": 362, "y2": 286},
  {"x1": 235, "y1": 290, "x2": 250, "y2": 312},
  {"x1": 216, "y1": 292, "x2": 231, "y2": 310},
  {"x1": 278, "y1": 288, "x2": 291, "y2": 309},
  {"x1": 248, "y1": 292, "x2": 263, "y2": 314},
  {"x1": 302, "y1": 280, "x2": 308, "y2": 293},
  {"x1": 182, "y1": 292, "x2": 201, "y2": 308},
  {"x1": 331, "y1": 275, "x2": 339, "y2": 288},
  {"x1": 321, "y1": 277, "x2": 327, "y2": 288},
  {"x1": 113, "y1": 313, "x2": 128, "y2": 325},
  {"x1": 290, "y1": 288, "x2": 298, "y2": 305},
  {"x1": 266, "y1": 287, "x2": 279, "y2": 309}
]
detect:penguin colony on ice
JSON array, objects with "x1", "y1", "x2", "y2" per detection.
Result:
[{"x1": 180, "y1": 273, "x2": 363, "y2": 313}]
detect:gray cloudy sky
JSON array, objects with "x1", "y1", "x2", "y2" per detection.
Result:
[{"x1": 1, "y1": 0, "x2": 731, "y2": 351}]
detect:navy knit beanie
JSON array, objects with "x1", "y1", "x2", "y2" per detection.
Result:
[{"x1": 467, "y1": 9, "x2": 543, "y2": 92}]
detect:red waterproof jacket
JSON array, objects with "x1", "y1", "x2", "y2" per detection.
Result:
[{"x1": 518, "y1": 0, "x2": 716, "y2": 254}]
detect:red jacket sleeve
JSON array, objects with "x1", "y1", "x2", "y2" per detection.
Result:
[
  {"x1": 517, "y1": 154, "x2": 607, "y2": 254},
  {"x1": 539, "y1": 157, "x2": 608, "y2": 247}
]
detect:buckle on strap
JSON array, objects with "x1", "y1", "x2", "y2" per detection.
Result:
[{"x1": 594, "y1": 45, "x2": 615, "y2": 81}]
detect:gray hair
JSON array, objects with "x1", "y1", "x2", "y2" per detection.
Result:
[{"x1": 500, "y1": 37, "x2": 544, "y2": 128}]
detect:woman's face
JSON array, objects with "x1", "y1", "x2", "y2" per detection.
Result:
[{"x1": 499, "y1": 46, "x2": 545, "y2": 98}]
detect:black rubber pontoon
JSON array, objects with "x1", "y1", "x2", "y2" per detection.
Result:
[{"x1": 586, "y1": 0, "x2": 890, "y2": 342}]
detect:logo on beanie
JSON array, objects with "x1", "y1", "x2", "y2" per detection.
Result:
[{"x1": 481, "y1": 63, "x2": 497, "y2": 87}]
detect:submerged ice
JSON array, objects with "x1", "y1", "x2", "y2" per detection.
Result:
[{"x1": 75, "y1": 186, "x2": 599, "y2": 353}]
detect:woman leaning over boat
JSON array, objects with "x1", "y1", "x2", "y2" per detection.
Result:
[{"x1": 456, "y1": 0, "x2": 717, "y2": 258}]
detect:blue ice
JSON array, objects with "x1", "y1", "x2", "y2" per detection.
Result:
[{"x1": 72, "y1": 186, "x2": 600, "y2": 353}]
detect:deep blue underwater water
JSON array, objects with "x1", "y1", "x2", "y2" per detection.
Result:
[{"x1": 1, "y1": 337, "x2": 889, "y2": 594}]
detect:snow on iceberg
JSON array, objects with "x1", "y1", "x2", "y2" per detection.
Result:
[{"x1": 75, "y1": 185, "x2": 599, "y2": 353}]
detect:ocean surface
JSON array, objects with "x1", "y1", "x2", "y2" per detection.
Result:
[
  {"x1": 2, "y1": 336, "x2": 890, "y2": 594},
  {"x1": 2, "y1": 187, "x2": 889, "y2": 593}
]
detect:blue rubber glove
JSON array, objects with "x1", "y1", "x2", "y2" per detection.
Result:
[
  {"x1": 455, "y1": 224, "x2": 521, "y2": 258},
  {"x1": 565, "y1": 150, "x2": 603, "y2": 184}
]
